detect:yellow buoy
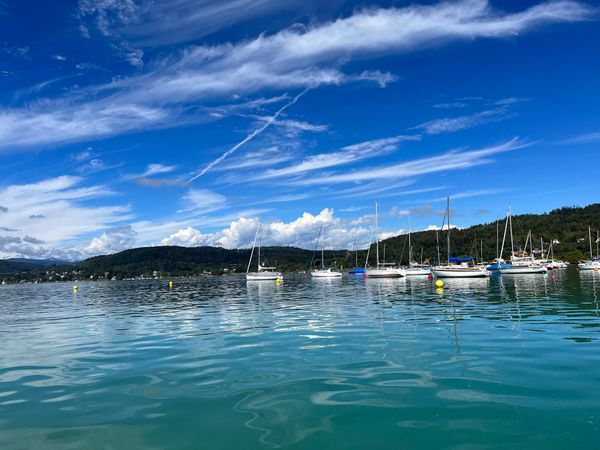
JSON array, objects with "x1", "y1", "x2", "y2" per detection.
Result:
[
  {"x1": 435, "y1": 280, "x2": 444, "y2": 288},
  {"x1": 169, "y1": 281, "x2": 173, "y2": 288},
  {"x1": 73, "y1": 285, "x2": 78, "y2": 292},
  {"x1": 276, "y1": 278, "x2": 281, "y2": 285}
]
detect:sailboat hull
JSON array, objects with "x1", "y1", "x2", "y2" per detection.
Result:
[
  {"x1": 404, "y1": 267, "x2": 431, "y2": 276},
  {"x1": 365, "y1": 268, "x2": 406, "y2": 278},
  {"x1": 499, "y1": 266, "x2": 547, "y2": 274},
  {"x1": 431, "y1": 267, "x2": 489, "y2": 278},
  {"x1": 246, "y1": 272, "x2": 283, "y2": 281},
  {"x1": 311, "y1": 270, "x2": 343, "y2": 278},
  {"x1": 578, "y1": 261, "x2": 600, "y2": 271}
]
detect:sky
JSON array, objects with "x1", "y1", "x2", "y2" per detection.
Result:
[{"x1": 0, "y1": 0, "x2": 599, "y2": 260}]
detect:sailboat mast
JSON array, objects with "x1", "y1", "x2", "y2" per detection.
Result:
[
  {"x1": 353, "y1": 230, "x2": 358, "y2": 268},
  {"x1": 408, "y1": 214, "x2": 412, "y2": 264},
  {"x1": 509, "y1": 207, "x2": 515, "y2": 258},
  {"x1": 597, "y1": 230, "x2": 599, "y2": 259},
  {"x1": 257, "y1": 225, "x2": 262, "y2": 270},
  {"x1": 447, "y1": 196, "x2": 451, "y2": 265},
  {"x1": 246, "y1": 223, "x2": 260, "y2": 274},
  {"x1": 481, "y1": 240, "x2": 483, "y2": 264},
  {"x1": 375, "y1": 202, "x2": 380, "y2": 267},
  {"x1": 496, "y1": 218, "x2": 499, "y2": 259},
  {"x1": 436, "y1": 230, "x2": 440, "y2": 266},
  {"x1": 589, "y1": 226, "x2": 593, "y2": 259},
  {"x1": 500, "y1": 208, "x2": 509, "y2": 261}
]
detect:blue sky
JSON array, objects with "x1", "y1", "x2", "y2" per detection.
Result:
[{"x1": 0, "y1": 0, "x2": 598, "y2": 259}]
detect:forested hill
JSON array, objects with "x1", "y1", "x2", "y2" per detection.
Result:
[
  {"x1": 77, "y1": 246, "x2": 325, "y2": 277},
  {"x1": 1, "y1": 203, "x2": 599, "y2": 282},
  {"x1": 378, "y1": 203, "x2": 600, "y2": 265}
]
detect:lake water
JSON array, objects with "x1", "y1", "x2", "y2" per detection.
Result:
[{"x1": 1, "y1": 270, "x2": 600, "y2": 449}]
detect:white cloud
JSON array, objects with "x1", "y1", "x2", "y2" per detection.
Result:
[
  {"x1": 161, "y1": 227, "x2": 212, "y2": 247},
  {"x1": 414, "y1": 107, "x2": 512, "y2": 134},
  {"x1": 0, "y1": 176, "x2": 130, "y2": 247},
  {"x1": 1, "y1": 0, "x2": 592, "y2": 150},
  {"x1": 141, "y1": 163, "x2": 177, "y2": 176},
  {"x1": 159, "y1": 208, "x2": 387, "y2": 250},
  {"x1": 255, "y1": 135, "x2": 417, "y2": 180},
  {"x1": 291, "y1": 138, "x2": 528, "y2": 186},
  {"x1": 433, "y1": 101, "x2": 469, "y2": 109},
  {"x1": 78, "y1": 0, "x2": 308, "y2": 46},
  {"x1": 84, "y1": 225, "x2": 137, "y2": 255},
  {"x1": 72, "y1": 147, "x2": 94, "y2": 161},
  {"x1": 214, "y1": 146, "x2": 295, "y2": 171},
  {"x1": 559, "y1": 130, "x2": 600, "y2": 144},
  {"x1": 425, "y1": 224, "x2": 460, "y2": 231},
  {"x1": 180, "y1": 189, "x2": 227, "y2": 213},
  {"x1": 271, "y1": 118, "x2": 328, "y2": 136}
]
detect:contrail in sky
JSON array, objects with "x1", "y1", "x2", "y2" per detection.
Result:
[{"x1": 187, "y1": 88, "x2": 310, "y2": 184}]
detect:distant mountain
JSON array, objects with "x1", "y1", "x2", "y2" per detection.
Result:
[
  {"x1": 6, "y1": 258, "x2": 73, "y2": 266},
  {"x1": 0, "y1": 258, "x2": 73, "y2": 275}
]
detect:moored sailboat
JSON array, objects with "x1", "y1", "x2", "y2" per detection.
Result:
[
  {"x1": 404, "y1": 214, "x2": 430, "y2": 276},
  {"x1": 246, "y1": 222, "x2": 283, "y2": 281},
  {"x1": 364, "y1": 202, "x2": 405, "y2": 278},
  {"x1": 498, "y1": 208, "x2": 547, "y2": 275},
  {"x1": 311, "y1": 224, "x2": 343, "y2": 278},
  {"x1": 347, "y1": 230, "x2": 365, "y2": 274},
  {"x1": 578, "y1": 227, "x2": 600, "y2": 271},
  {"x1": 431, "y1": 197, "x2": 488, "y2": 278}
]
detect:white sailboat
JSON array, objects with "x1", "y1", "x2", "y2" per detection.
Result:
[
  {"x1": 498, "y1": 208, "x2": 547, "y2": 275},
  {"x1": 578, "y1": 227, "x2": 600, "y2": 271},
  {"x1": 431, "y1": 197, "x2": 489, "y2": 278},
  {"x1": 311, "y1": 224, "x2": 343, "y2": 278},
  {"x1": 545, "y1": 240, "x2": 568, "y2": 269},
  {"x1": 404, "y1": 214, "x2": 431, "y2": 276},
  {"x1": 246, "y1": 222, "x2": 283, "y2": 281},
  {"x1": 365, "y1": 202, "x2": 405, "y2": 278}
]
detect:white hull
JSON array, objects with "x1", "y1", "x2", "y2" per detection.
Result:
[
  {"x1": 404, "y1": 267, "x2": 431, "y2": 276},
  {"x1": 365, "y1": 268, "x2": 406, "y2": 278},
  {"x1": 246, "y1": 272, "x2": 282, "y2": 281},
  {"x1": 431, "y1": 267, "x2": 489, "y2": 278},
  {"x1": 499, "y1": 265, "x2": 547, "y2": 274},
  {"x1": 311, "y1": 270, "x2": 343, "y2": 278},
  {"x1": 578, "y1": 261, "x2": 600, "y2": 271}
]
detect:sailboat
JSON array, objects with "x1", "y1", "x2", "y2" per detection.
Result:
[
  {"x1": 404, "y1": 214, "x2": 431, "y2": 276},
  {"x1": 246, "y1": 222, "x2": 283, "y2": 281},
  {"x1": 431, "y1": 197, "x2": 489, "y2": 278},
  {"x1": 486, "y1": 217, "x2": 510, "y2": 271},
  {"x1": 545, "y1": 239, "x2": 568, "y2": 269},
  {"x1": 348, "y1": 230, "x2": 365, "y2": 274},
  {"x1": 498, "y1": 208, "x2": 547, "y2": 274},
  {"x1": 364, "y1": 202, "x2": 405, "y2": 278},
  {"x1": 311, "y1": 224, "x2": 343, "y2": 278},
  {"x1": 578, "y1": 227, "x2": 600, "y2": 271}
]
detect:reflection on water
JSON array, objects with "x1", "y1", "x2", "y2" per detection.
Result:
[{"x1": 1, "y1": 270, "x2": 600, "y2": 449}]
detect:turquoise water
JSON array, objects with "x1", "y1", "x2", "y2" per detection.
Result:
[{"x1": 1, "y1": 270, "x2": 600, "y2": 449}]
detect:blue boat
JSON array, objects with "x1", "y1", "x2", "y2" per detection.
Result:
[
  {"x1": 486, "y1": 262, "x2": 511, "y2": 271},
  {"x1": 348, "y1": 267, "x2": 365, "y2": 274}
]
